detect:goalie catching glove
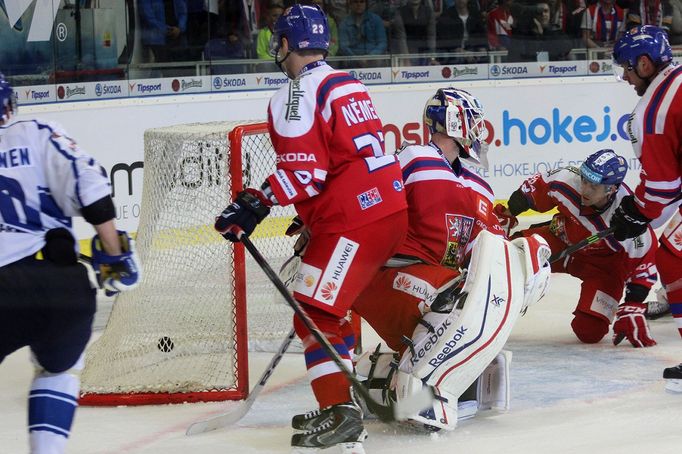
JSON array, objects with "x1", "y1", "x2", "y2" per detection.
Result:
[
  {"x1": 215, "y1": 188, "x2": 272, "y2": 242},
  {"x1": 91, "y1": 230, "x2": 141, "y2": 295}
]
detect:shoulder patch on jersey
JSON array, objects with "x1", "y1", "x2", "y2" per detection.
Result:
[{"x1": 270, "y1": 79, "x2": 316, "y2": 138}]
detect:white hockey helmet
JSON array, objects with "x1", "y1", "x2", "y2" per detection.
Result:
[{"x1": 424, "y1": 87, "x2": 488, "y2": 165}]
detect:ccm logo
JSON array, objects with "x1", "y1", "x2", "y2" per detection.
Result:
[{"x1": 276, "y1": 153, "x2": 317, "y2": 163}]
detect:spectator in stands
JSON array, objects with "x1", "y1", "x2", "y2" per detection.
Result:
[
  {"x1": 328, "y1": 0, "x2": 351, "y2": 23},
  {"x1": 187, "y1": 0, "x2": 220, "y2": 59},
  {"x1": 311, "y1": 0, "x2": 340, "y2": 55},
  {"x1": 139, "y1": 0, "x2": 189, "y2": 67},
  {"x1": 256, "y1": 2, "x2": 285, "y2": 59},
  {"x1": 487, "y1": 0, "x2": 516, "y2": 59},
  {"x1": 546, "y1": 0, "x2": 586, "y2": 39},
  {"x1": 218, "y1": 0, "x2": 261, "y2": 57},
  {"x1": 338, "y1": 0, "x2": 388, "y2": 62},
  {"x1": 625, "y1": 0, "x2": 674, "y2": 31},
  {"x1": 203, "y1": 25, "x2": 247, "y2": 74},
  {"x1": 671, "y1": 0, "x2": 682, "y2": 43},
  {"x1": 517, "y1": 1, "x2": 573, "y2": 60},
  {"x1": 391, "y1": 0, "x2": 437, "y2": 64},
  {"x1": 581, "y1": 0, "x2": 625, "y2": 48},
  {"x1": 369, "y1": 0, "x2": 404, "y2": 50},
  {"x1": 436, "y1": 0, "x2": 488, "y2": 63}
]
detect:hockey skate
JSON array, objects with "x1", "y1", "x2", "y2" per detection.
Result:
[
  {"x1": 663, "y1": 364, "x2": 682, "y2": 393},
  {"x1": 291, "y1": 402, "x2": 367, "y2": 454}
]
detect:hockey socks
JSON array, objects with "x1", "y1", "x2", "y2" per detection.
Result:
[
  {"x1": 294, "y1": 307, "x2": 354, "y2": 408},
  {"x1": 28, "y1": 371, "x2": 79, "y2": 454}
]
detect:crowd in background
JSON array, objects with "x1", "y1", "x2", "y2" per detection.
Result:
[{"x1": 139, "y1": 0, "x2": 682, "y2": 72}]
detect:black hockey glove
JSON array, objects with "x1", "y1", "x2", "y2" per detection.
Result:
[
  {"x1": 609, "y1": 195, "x2": 651, "y2": 241},
  {"x1": 215, "y1": 189, "x2": 271, "y2": 242}
]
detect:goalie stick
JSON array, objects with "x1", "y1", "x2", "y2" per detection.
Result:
[
  {"x1": 548, "y1": 227, "x2": 615, "y2": 264},
  {"x1": 186, "y1": 328, "x2": 297, "y2": 435},
  {"x1": 240, "y1": 235, "x2": 434, "y2": 423}
]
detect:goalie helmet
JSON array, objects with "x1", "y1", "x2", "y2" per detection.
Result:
[
  {"x1": 580, "y1": 149, "x2": 628, "y2": 186},
  {"x1": 271, "y1": 4, "x2": 329, "y2": 56},
  {"x1": 612, "y1": 25, "x2": 672, "y2": 76},
  {"x1": 423, "y1": 87, "x2": 488, "y2": 164},
  {"x1": 0, "y1": 72, "x2": 17, "y2": 123}
]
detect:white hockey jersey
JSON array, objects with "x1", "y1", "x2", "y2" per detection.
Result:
[{"x1": 0, "y1": 119, "x2": 112, "y2": 267}]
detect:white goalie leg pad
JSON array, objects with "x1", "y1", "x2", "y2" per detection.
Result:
[
  {"x1": 476, "y1": 349, "x2": 512, "y2": 412},
  {"x1": 393, "y1": 368, "x2": 459, "y2": 431},
  {"x1": 398, "y1": 231, "x2": 528, "y2": 411},
  {"x1": 355, "y1": 346, "x2": 400, "y2": 413},
  {"x1": 356, "y1": 343, "x2": 459, "y2": 431},
  {"x1": 510, "y1": 233, "x2": 552, "y2": 311}
]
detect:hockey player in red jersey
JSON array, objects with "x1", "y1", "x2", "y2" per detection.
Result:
[
  {"x1": 353, "y1": 88, "x2": 506, "y2": 353},
  {"x1": 610, "y1": 25, "x2": 682, "y2": 392},
  {"x1": 214, "y1": 4, "x2": 408, "y2": 451},
  {"x1": 348, "y1": 88, "x2": 552, "y2": 431},
  {"x1": 496, "y1": 149, "x2": 659, "y2": 347}
]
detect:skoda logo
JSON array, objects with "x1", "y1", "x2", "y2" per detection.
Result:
[
  {"x1": 95, "y1": 83, "x2": 102, "y2": 97},
  {"x1": 213, "y1": 77, "x2": 222, "y2": 90},
  {"x1": 349, "y1": 70, "x2": 358, "y2": 79},
  {"x1": 490, "y1": 65, "x2": 501, "y2": 77}
]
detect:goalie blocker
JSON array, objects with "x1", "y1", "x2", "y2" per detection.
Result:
[{"x1": 356, "y1": 231, "x2": 551, "y2": 431}]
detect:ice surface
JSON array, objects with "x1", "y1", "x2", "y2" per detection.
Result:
[{"x1": 2, "y1": 275, "x2": 680, "y2": 453}]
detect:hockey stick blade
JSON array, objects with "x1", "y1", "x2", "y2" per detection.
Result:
[
  {"x1": 549, "y1": 227, "x2": 615, "y2": 264},
  {"x1": 186, "y1": 328, "x2": 297, "y2": 436},
  {"x1": 240, "y1": 235, "x2": 435, "y2": 423}
]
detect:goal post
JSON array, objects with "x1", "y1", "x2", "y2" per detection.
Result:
[{"x1": 80, "y1": 121, "x2": 300, "y2": 405}]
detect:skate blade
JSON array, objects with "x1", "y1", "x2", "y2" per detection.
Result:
[
  {"x1": 665, "y1": 379, "x2": 682, "y2": 393},
  {"x1": 291, "y1": 431, "x2": 367, "y2": 454}
]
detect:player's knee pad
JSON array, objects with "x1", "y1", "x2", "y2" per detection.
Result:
[{"x1": 571, "y1": 311, "x2": 609, "y2": 344}]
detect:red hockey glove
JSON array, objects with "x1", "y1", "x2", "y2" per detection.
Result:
[
  {"x1": 612, "y1": 302, "x2": 657, "y2": 348},
  {"x1": 493, "y1": 203, "x2": 519, "y2": 237}
]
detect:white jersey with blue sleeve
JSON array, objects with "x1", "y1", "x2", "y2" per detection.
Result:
[{"x1": 0, "y1": 119, "x2": 112, "y2": 267}]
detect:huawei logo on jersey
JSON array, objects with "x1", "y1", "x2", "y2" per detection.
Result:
[
  {"x1": 395, "y1": 275, "x2": 411, "y2": 290},
  {"x1": 673, "y1": 230, "x2": 682, "y2": 250},
  {"x1": 319, "y1": 282, "x2": 338, "y2": 300}
]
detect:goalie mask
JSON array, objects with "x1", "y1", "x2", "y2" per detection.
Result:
[
  {"x1": 424, "y1": 88, "x2": 489, "y2": 165},
  {"x1": 0, "y1": 72, "x2": 17, "y2": 123}
]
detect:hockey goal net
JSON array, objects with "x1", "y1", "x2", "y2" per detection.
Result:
[{"x1": 80, "y1": 121, "x2": 300, "y2": 405}]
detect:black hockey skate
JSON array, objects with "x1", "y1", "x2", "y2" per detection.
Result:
[
  {"x1": 663, "y1": 363, "x2": 682, "y2": 393},
  {"x1": 291, "y1": 402, "x2": 367, "y2": 454}
]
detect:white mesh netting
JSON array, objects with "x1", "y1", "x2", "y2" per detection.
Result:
[{"x1": 81, "y1": 121, "x2": 298, "y2": 401}]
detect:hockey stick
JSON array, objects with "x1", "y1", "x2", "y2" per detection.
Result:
[
  {"x1": 186, "y1": 328, "x2": 297, "y2": 435},
  {"x1": 240, "y1": 235, "x2": 434, "y2": 423},
  {"x1": 548, "y1": 227, "x2": 615, "y2": 264}
]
